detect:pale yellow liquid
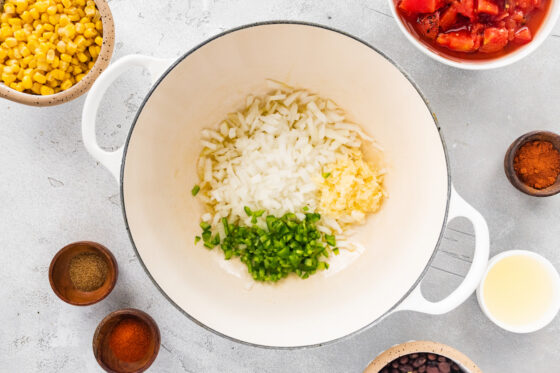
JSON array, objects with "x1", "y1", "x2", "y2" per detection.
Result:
[{"x1": 483, "y1": 255, "x2": 555, "y2": 326}]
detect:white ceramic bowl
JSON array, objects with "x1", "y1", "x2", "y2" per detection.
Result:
[
  {"x1": 477, "y1": 250, "x2": 560, "y2": 333},
  {"x1": 81, "y1": 22, "x2": 490, "y2": 348},
  {"x1": 387, "y1": 0, "x2": 560, "y2": 70}
]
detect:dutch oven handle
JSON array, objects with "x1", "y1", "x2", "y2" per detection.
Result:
[
  {"x1": 395, "y1": 186, "x2": 489, "y2": 315},
  {"x1": 82, "y1": 54, "x2": 175, "y2": 183}
]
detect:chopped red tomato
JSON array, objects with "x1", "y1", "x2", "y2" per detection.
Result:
[
  {"x1": 514, "y1": 26, "x2": 533, "y2": 43},
  {"x1": 478, "y1": 0, "x2": 500, "y2": 15},
  {"x1": 399, "y1": 0, "x2": 444, "y2": 14},
  {"x1": 480, "y1": 27, "x2": 509, "y2": 53},
  {"x1": 395, "y1": 0, "x2": 548, "y2": 58},
  {"x1": 417, "y1": 13, "x2": 440, "y2": 39},
  {"x1": 455, "y1": 0, "x2": 475, "y2": 20},
  {"x1": 436, "y1": 31, "x2": 478, "y2": 52},
  {"x1": 439, "y1": 5, "x2": 459, "y2": 30}
]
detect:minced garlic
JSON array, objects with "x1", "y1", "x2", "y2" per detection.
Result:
[{"x1": 317, "y1": 148, "x2": 385, "y2": 226}]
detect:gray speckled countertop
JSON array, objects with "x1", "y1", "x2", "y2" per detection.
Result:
[{"x1": 1, "y1": 0, "x2": 559, "y2": 372}]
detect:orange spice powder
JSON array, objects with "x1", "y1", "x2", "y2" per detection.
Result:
[
  {"x1": 108, "y1": 318, "x2": 151, "y2": 362},
  {"x1": 513, "y1": 140, "x2": 560, "y2": 189}
]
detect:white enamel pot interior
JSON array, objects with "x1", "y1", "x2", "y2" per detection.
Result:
[{"x1": 82, "y1": 22, "x2": 490, "y2": 348}]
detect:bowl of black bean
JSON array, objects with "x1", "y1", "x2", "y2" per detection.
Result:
[{"x1": 364, "y1": 341, "x2": 481, "y2": 373}]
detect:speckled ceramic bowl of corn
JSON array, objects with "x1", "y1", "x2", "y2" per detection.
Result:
[{"x1": 0, "y1": 0, "x2": 114, "y2": 106}]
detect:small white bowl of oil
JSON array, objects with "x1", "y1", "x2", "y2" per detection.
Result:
[{"x1": 477, "y1": 250, "x2": 560, "y2": 333}]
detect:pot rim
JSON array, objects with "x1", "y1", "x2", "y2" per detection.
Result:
[{"x1": 118, "y1": 20, "x2": 452, "y2": 349}]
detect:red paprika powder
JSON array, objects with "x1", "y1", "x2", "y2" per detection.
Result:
[
  {"x1": 108, "y1": 318, "x2": 151, "y2": 362},
  {"x1": 513, "y1": 140, "x2": 560, "y2": 190}
]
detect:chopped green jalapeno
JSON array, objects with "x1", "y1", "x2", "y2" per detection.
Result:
[{"x1": 197, "y1": 211, "x2": 332, "y2": 282}]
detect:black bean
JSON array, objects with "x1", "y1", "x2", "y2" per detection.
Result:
[
  {"x1": 438, "y1": 362, "x2": 451, "y2": 373},
  {"x1": 392, "y1": 362, "x2": 399, "y2": 368},
  {"x1": 427, "y1": 354, "x2": 437, "y2": 361},
  {"x1": 399, "y1": 365, "x2": 413, "y2": 372},
  {"x1": 418, "y1": 367, "x2": 426, "y2": 373},
  {"x1": 411, "y1": 353, "x2": 419, "y2": 359},
  {"x1": 400, "y1": 356, "x2": 409, "y2": 364},
  {"x1": 426, "y1": 367, "x2": 439, "y2": 373},
  {"x1": 438, "y1": 356, "x2": 447, "y2": 362},
  {"x1": 413, "y1": 357, "x2": 427, "y2": 367}
]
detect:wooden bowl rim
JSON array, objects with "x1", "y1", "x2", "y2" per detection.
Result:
[
  {"x1": 503, "y1": 130, "x2": 560, "y2": 197},
  {"x1": 92, "y1": 308, "x2": 161, "y2": 373},
  {"x1": 0, "y1": 0, "x2": 115, "y2": 106},
  {"x1": 363, "y1": 340, "x2": 482, "y2": 373},
  {"x1": 48, "y1": 240, "x2": 118, "y2": 306}
]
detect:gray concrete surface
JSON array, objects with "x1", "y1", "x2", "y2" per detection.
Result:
[{"x1": 1, "y1": 0, "x2": 559, "y2": 372}]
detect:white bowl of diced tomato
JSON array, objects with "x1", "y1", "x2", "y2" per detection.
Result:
[{"x1": 389, "y1": 0, "x2": 560, "y2": 69}]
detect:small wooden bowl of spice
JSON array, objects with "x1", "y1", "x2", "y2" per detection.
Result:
[
  {"x1": 49, "y1": 241, "x2": 118, "y2": 306},
  {"x1": 93, "y1": 309, "x2": 160, "y2": 373},
  {"x1": 504, "y1": 131, "x2": 560, "y2": 197}
]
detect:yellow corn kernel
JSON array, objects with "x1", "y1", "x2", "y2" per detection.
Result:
[
  {"x1": 0, "y1": 47, "x2": 7, "y2": 60},
  {"x1": 13, "y1": 29, "x2": 27, "y2": 41},
  {"x1": 4, "y1": 37, "x2": 17, "y2": 48},
  {"x1": 75, "y1": 21, "x2": 84, "y2": 34},
  {"x1": 8, "y1": 18, "x2": 22, "y2": 27},
  {"x1": 52, "y1": 68, "x2": 64, "y2": 80},
  {"x1": 59, "y1": 14, "x2": 69, "y2": 27},
  {"x1": 42, "y1": 23, "x2": 54, "y2": 32},
  {"x1": 60, "y1": 79, "x2": 72, "y2": 90},
  {"x1": 16, "y1": 0, "x2": 28, "y2": 13},
  {"x1": 75, "y1": 0, "x2": 86, "y2": 6},
  {"x1": 3, "y1": 3, "x2": 16, "y2": 15},
  {"x1": 29, "y1": 7, "x2": 40, "y2": 20},
  {"x1": 46, "y1": 5, "x2": 57, "y2": 16},
  {"x1": 94, "y1": 35, "x2": 102, "y2": 46},
  {"x1": 31, "y1": 82, "x2": 41, "y2": 94},
  {"x1": 61, "y1": 0, "x2": 71, "y2": 8},
  {"x1": 2, "y1": 72, "x2": 17, "y2": 85},
  {"x1": 17, "y1": 68, "x2": 25, "y2": 80},
  {"x1": 42, "y1": 31, "x2": 53, "y2": 39},
  {"x1": 75, "y1": 72, "x2": 84, "y2": 82},
  {"x1": 83, "y1": 27, "x2": 95, "y2": 38},
  {"x1": 20, "y1": 45, "x2": 30, "y2": 57},
  {"x1": 11, "y1": 47, "x2": 22, "y2": 59},
  {"x1": 84, "y1": 5, "x2": 95, "y2": 17},
  {"x1": 56, "y1": 39, "x2": 65, "y2": 53},
  {"x1": 51, "y1": 55, "x2": 59, "y2": 68},
  {"x1": 95, "y1": 20, "x2": 102, "y2": 32},
  {"x1": 10, "y1": 81, "x2": 24, "y2": 92},
  {"x1": 87, "y1": 60, "x2": 94, "y2": 69},
  {"x1": 40, "y1": 13, "x2": 48, "y2": 23},
  {"x1": 40, "y1": 84, "x2": 54, "y2": 95},
  {"x1": 33, "y1": 71, "x2": 46, "y2": 83},
  {"x1": 20, "y1": 11, "x2": 32, "y2": 23},
  {"x1": 48, "y1": 14, "x2": 59, "y2": 25},
  {"x1": 21, "y1": 55, "x2": 32, "y2": 67},
  {"x1": 60, "y1": 52, "x2": 71, "y2": 62},
  {"x1": 46, "y1": 48, "x2": 55, "y2": 62},
  {"x1": 35, "y1": 1, "x2": 48, "y2": 13},
  {"x1": 21, "y1": 74, "x2": 32, "y2": 89},
  {"x1": 59, "y1": 59, "x2": 69, "y2": 70},
  {"x1": 76, "y1": 51, "x2": 87, "y2": 62},
  {"x1": 73, "y1": 66, "x2": 82, "y2": 74}
]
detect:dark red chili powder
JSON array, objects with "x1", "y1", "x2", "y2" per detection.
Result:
[
  {"x1": 513, "y1": 140, "x2": 560, "y2": 189},
  {"x1": 108, "y1": 318, "x2": 151, "y2": 362}
]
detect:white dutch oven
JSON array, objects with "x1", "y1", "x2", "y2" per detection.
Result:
[{"x1": 82, "y1": 22, "x2": 489, "y2": 348}]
